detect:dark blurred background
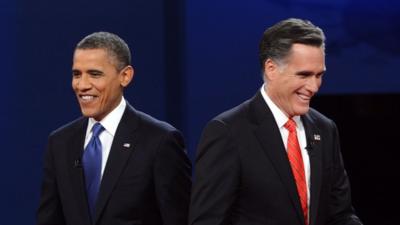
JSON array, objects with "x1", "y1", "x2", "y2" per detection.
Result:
[{"x1": 1, "y1": 0, "x2": 399, "y2": 224}]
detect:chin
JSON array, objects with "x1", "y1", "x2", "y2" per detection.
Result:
[
  {"x1": 80, "y1": 109, "x2": 96, "y2": 118},
  {"x1": 292, "y1": 105, "x2": 310, "y2": 116},
  {"x1": 81, "y1": 113, "x2": 93, "y2": 118},
  {"x1": 297, "y1": 108, "x2": 310, "y2": 116}
]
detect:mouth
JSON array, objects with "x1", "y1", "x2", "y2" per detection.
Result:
[
  {"x1": 296, "y1": 92, "x2": 312, "y2": 102},
  {"x1": 78, "y1": 94, "x2": 98, "y2": 103}
]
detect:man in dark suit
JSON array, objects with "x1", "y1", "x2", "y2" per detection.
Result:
[
  {"x1": 189, "y1": 18, "x2": 362, "y2": 225},
  {"x1": 37, "y1": 32, "x2": 191, "y2": 225}
]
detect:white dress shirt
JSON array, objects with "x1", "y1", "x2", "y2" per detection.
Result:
[
  {"x1": 260, "y1": 85, "x2": 311, "y2": 209},
  {"x1": 84, "y1": 97, "x2": 127, "y2": 178}
]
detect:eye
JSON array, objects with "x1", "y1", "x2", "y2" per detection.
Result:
[
  {"x1": 295, "y1": 73, "x2": 310, "y2": 79},
  {"x1": 316, "y1": 73, "x2": 324, "y2": 79},
  {"x1": 295, "y1": 71, "x2": 313, "y2": 78},
  {"x1": 72, "y1": 70, "x2": 81, "y2": 78},
  {"x1": 88, "y1": 70, "x2": 103, "y2": 77},
  {"x1": 298, "y1": 74, "x2": 309, "y2": 79}
]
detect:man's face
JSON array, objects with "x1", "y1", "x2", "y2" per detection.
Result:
[
  {"x1": 72, "y1": 48, "x2": 132, "y2": 121},
  {"x1": 265, "y1": 43, "x2": 325, "y2": 118}
]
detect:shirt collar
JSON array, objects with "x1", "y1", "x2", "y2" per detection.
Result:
[
  {"x1": 260, "y1": 84, "x2": 301, "y2": 129},
  {"x1": 87, "y1": 97, "x2": 127, "y2": 137}
]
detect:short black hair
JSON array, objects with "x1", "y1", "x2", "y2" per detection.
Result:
[
  {"x1": 75, "y1": 31, "x2": 131, "y2": 71},
  {"x1": 259, "y1": 18, "x2": 325, "y2": 69}
]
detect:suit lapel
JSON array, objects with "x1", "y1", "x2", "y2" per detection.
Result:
[
  {"x1": 66, "y1": 118, "x2": 92, "y2": 225},
  {"x1": 251, "y1": 92, "x2": 305, "y2": 225},
  {"x1": 301, "y1": 113, "x2": 322, "y2": 225},
  {"x1": 93, "y1": 104, "x2": 139, "y2": 224}
]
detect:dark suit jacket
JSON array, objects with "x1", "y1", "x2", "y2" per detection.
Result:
[
  {"x1": 37, "y1": 103, "x2": 191, "y2": 225},
  {"x1": 189, "y1": 91, "x2": 362, "y2": 225}
]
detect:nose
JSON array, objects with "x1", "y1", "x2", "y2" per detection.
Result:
[
  {"x1": 75, "y1": 74, "x2": 92, "y2": 91},
  {"x1": 307, "y1": 76, "x2": 321, "y2": 94}
]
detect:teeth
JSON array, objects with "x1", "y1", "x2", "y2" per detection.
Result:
[
  {"x1": 298, "y1": 94, "x2": 310, "y2": 101},
  {"x1": 81, "y1": 95, "x2": 94, "y2": 100}
]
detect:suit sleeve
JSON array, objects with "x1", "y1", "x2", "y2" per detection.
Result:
[
  {"x1": 153, "y1": 129, "x2": 192, "y2": 225},
  {"x1": 327, "y1": 121, "x2": 363, "y2": 225},
  {"x1": 36, "y1": 136, "x2": 66, "y2": 225},
  {"x1": 189, "y1": 120, "x2": 239, "y2": 225}
]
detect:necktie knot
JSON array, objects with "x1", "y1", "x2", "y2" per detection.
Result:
[
  {"x1": 92, "y1": 123, "x2": 104, "y2": 138},
  {"x1": 284, "y1": 118, "x2": 297, "y2": 132}
]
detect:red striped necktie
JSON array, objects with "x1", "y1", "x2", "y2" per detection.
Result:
[{"x1": 284, "y1": 118, "x2": 308, "y2": 225}]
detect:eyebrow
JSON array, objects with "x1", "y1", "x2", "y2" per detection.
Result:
[
  {"x1": 87, "y1": 69, "x2": 104, "y2": 75},
  {"x1": 296, "y1": 70, "x2": 326, "y2": 76},
  {"x1": 71, "y1": 69, "x2": 105, "y2": 76}
]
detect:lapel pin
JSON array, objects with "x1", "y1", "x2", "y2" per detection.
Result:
[
  {"x1": 313, "y1": 134, "x2": 321, "y2": 141},
  {"x1": 123, "y1": 143, "x2": 131, "y2": 148}
]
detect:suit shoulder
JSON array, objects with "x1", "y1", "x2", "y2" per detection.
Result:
[
  {"x1": 132, "y1": 109, "x2": 186, "y2": 152},
  {"x1": 212, "y1": 98, "x2": 252, "y2": 126},
  {"x1": 49, "y1": 117, "x2": 86, "y2": 138},
  {"x1": 134, "y1": 109, "x2": 180, "y2": 135},
  {"x1": 308, "y1": 107, "x2": 336, "y2": 128}
]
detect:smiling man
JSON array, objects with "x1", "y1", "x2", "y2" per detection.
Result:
[
  {"x1": 189, "y1": 18, "x2": 363, "y2": 225},
  {"x1": 37, "y1": 32, "x2": 191, "y2": 225}
]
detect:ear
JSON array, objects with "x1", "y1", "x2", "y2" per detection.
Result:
[
  {"x1": 119, "y1": 66, "x2": 134, "y2": 87},
  {"x1": 264, "y1": 58, "x2": 279, "y2": 81}
]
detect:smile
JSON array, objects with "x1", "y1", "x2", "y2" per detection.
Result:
[
  {"x1": 79, "y1": 95, "x2": 98, "y2": 103},
  {"x1": 297, "y1": 93, "x2": 312, "y2": 101}
]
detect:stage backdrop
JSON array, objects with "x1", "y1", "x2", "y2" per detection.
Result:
[
  {"x1": 184, "y1": 0, "x2": 400, "y2": 157},
  {"x1": 1, "y1": 0, "x2": 398, "y2": 224},
  {"x1": 1, "y1": 0, "x2": 176, "y2": 223}
]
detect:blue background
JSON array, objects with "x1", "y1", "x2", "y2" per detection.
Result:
[{"x1": 1, "y1": 0, "x2": 399, "y2": 224}]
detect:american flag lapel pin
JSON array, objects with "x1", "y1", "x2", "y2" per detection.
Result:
[{"x1": 123, "y1": 143, "x2": 131, "y2": 148}]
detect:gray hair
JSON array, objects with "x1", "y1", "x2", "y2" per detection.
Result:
[
  {"x1": 259, "y1": 18, "x2": 325, "y2": 69},
  {"x1": 76, "y1": 31, "x2": 131, "y2": 71}
]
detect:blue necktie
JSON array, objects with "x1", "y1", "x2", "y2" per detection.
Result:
[{"x1": 82, "y1": 122, "x2": 104, "y2": 218}]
